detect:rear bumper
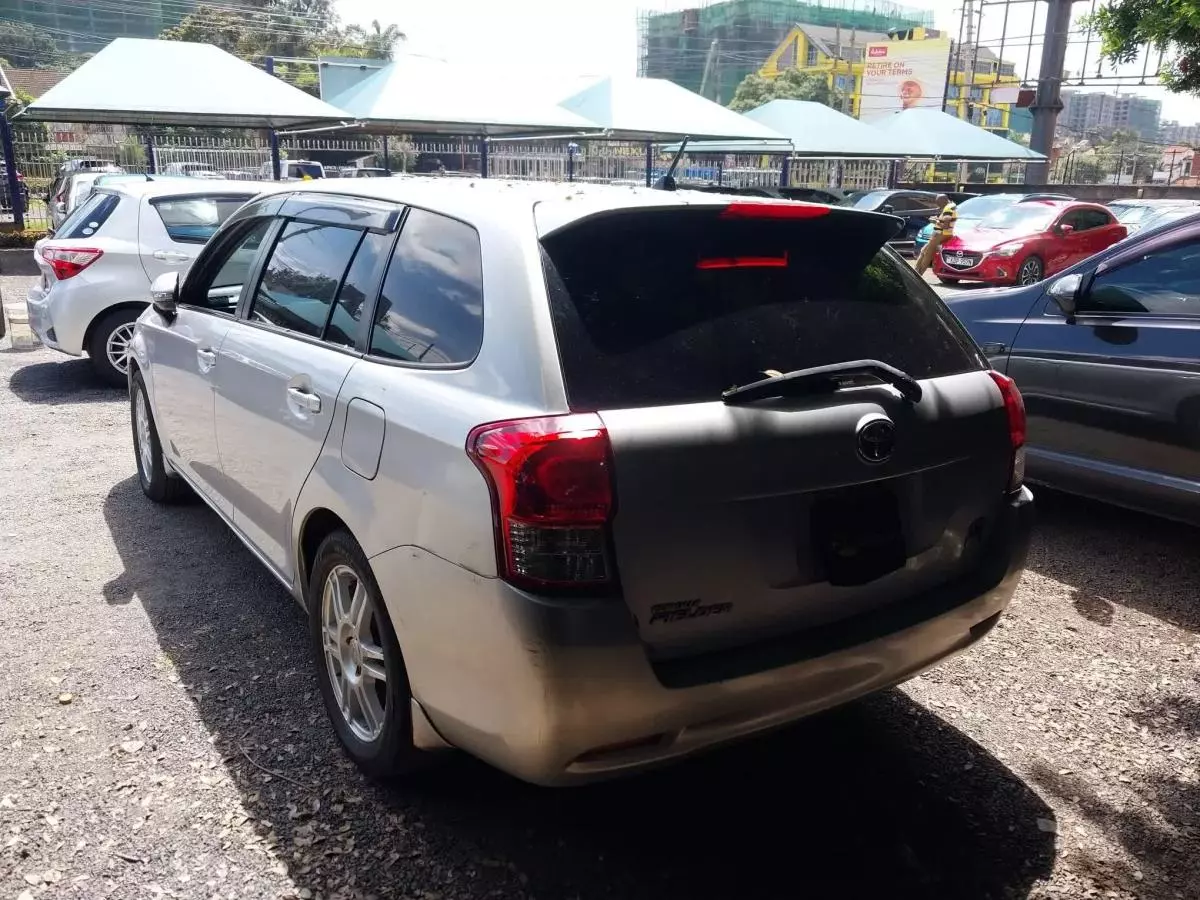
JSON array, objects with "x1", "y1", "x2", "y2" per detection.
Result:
[
  {"x1": 24, "y1": 287, "x2": 74, "y2": 354},
  {"x1": 373, "y1": 487, "x2": 1034, "y2": 786}
]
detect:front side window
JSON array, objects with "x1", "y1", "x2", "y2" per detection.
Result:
[
  {"x1": 1083, "y1": 239, "x2": 1200, "y2": 317},
  {"x1": 368, "y1": 208, "x2": 484, "y2": 365},
  {"x1": 151, "y1": 195, "x2": 253, "y2": 244},
  {"x1": 250, "y1": 221, "x2": 362, "y2": 337},
  {"x1": 188, "y1": 218, "x2": 273, "y2": 312}
]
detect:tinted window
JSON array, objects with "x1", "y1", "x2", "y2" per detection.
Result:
[
  {"x1": 888, "y1": 195, "x2": 931, "y2": 213},
  {"x1": 191, "y1": 218, "x2": 273, "y2": 312},
  {"x1": 250, "y1": 221, "x2": 361, "y2": 337},
  {"x1": 151, "y1": 195, "x2": 252, "y2": 243},
  {"x1": 541, "y1": 208, "x2": 980, "y2": 411},
  {"x1": 57, "y1": 192, "x2": 119, "y2": 239},
  {"x1": 368, "y1": 209, "x2": 484, "y2": 365},
  {"x1": 1084, "y1": 239, "x2": 1200, "y2": 317},
  {"x1": 1067, "y1": 209, "x2": 1111, "y2": 231},
  {"x1": 326, "y1": 231, "x2": 390, "y2": 348}
]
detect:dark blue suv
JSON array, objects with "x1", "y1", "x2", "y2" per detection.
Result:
[{"x1": 946, "y1": 212, "x2": 1200, "y2": 526}]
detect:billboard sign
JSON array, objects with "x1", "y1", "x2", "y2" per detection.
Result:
[{"x1": 859, "y1": 38, "x2": 952, "y2": 120}]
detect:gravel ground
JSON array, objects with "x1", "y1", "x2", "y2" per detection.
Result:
[{"x1": 1, "y1": 275, "x2": 1197, "y2": 900}]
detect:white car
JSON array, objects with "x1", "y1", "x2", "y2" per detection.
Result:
[
  {"x1": 162, "y1": 162, "x2": 223, "y2": 179},
  {"x1": 256, "y1": 160, "x2": 326, "y2": 181},
  {"x1": 26, "y1": 179, "x2": 276, "y2": 385}
]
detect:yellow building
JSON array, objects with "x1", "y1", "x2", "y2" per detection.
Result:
[{"x1": 758, "y1": 24, "x2": 1022, "y2": 135}]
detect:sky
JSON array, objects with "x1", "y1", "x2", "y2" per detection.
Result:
[{"x1": 336, "y1": 0, "x2": 1200, "y2": 126}]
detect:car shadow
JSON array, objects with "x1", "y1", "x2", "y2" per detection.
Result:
[
  {"x1": 7, "y1": 357, "x2": 121, "y2": 405},
  {"x1": 102, "y1": 475, "x2": 1056, "y2": 899},
  {"x1": 1024, "y1": 489, "x2": 1200, "y2": 633}
]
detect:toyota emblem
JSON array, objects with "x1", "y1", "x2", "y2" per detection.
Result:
[{"x1": 856, "y1": 415, "x2": 896, "y2": 464}]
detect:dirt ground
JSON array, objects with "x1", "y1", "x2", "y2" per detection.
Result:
[{"x1": 1, "y1": 299, "x2": 1197, "y2": 899}]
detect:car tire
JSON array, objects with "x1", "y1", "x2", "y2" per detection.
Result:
[
  {"x1": 88, "y1": 307, "x2": 141, "y2": 387},
  {"x1": 936, "y1": 276, "x2": 961, "y2": 285},
  {"x1": 130, "y1": 370, "x2": 189, "y2": 504},
  {"x1": 1016, "y1": 256, "x2": 1045, "y2": 286},
  {"x1": 308, "y1": 529, "x2": 426, "y2": 781}
]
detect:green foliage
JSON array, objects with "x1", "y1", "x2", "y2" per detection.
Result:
[
  {"x1": 0, "y1": 20, "x2": 61, "y2": 68},
  {"x1": 159, "y1": 2, "x2": 404, "y2": 71},
  {"x1": 728, "y1": 69, "x2": 843, "y2": 112},
  {"x1": 0, "y1": 228, "x2": 48, "y2": 248},
  {"x1": 1085, "y1": 0, "x2": 1200, "y2": 94}
]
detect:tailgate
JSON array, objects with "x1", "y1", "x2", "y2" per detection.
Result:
[
  {"x1": 539, "y1": 200, "x2": 1010, "y2": 658},
  {"x1": 600, "y1": 374, "x2": 1010, "y2": 656}
]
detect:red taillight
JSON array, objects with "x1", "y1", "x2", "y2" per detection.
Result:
[
  {"x1": 467, "y1": 414, "x2": 615, "y2": 591},
  {"x1": 40, "y1": 246, "x2": 103, "y2": 280},
  {"x1": 720, "y1": 202, "x2": 830, "y2": 220},
  {"x1": 696, "y1": 253, "x2": 789, "y2": 270},
  {"x1": 988, "y1": 370, "x2": 1026, "y2": 490}
]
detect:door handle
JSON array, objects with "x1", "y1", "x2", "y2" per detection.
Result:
[
  {"x1": 981, "y1": 342, "x2": 1007, "y2": 356},
  {"x1": 153, "y1": 250, "x2": 191, "y2": 263},
  {"x1": 286, "y1": 386, "x2": 321, "y2": 414}
]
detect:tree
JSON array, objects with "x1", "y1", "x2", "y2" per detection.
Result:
[
  {"x1": 0, "y1": 20, "x2": 62, "y2": 68},
  {"x1": 1087, "y1": 0, "x2": 1200, "y2": 94},
  {"x1": 728, "y1": 69, "x2": 843, "y2": 112}
]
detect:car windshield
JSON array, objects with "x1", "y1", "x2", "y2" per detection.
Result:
[
  {"x1": 979, "y1": 204, "x2": 1059, "y2": 232},
  {"x1": 291, "y1": 162, "x2": 323, "y2": 178},
  {"x1": 849, "y1": 191, "x2": 891, "y2": 210},
  {"x1": 955, "y1": 196, "x2": 1018, "y2": 221},
  {"x1": 1112, "y1": 205, "x2": 1157, "y2": 225}
]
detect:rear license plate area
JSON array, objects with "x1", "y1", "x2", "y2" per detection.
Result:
[{"x1": 810, "y1": 485, "x2": 906, "y2": 587}]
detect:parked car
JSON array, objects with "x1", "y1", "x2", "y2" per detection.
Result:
[
  {"x1": 26, "y1": 179, "x2": 273, "y2": 385},
  {"x1": 1108, "y1": 198, "x2": 1200, "y2": 236},
  {"x1": 161, "y1": 161, "x2": 222, "y2": 179},
  {"x1": 47, "y1": 160, "x2": 124, "y2": 206},
  {"x1": 914, "y1": 193, "x2": 1075, "y2": 256},
  {"x1": 1133, "y1": 204, "x2": 1200, "y2": 234},
  {"x1": 845, "y1": 189, "x2": 943, "y2": 253},
  {"x1": 340, "y1": 167, "x2": 389, "y2": 178},
  {"x1": 257, "y1": 159, "x2": 326, "y2": 180},
  {"x1": 0, "y1": 164, "x2": 30, "y2": 210},
  {"x1": 48, "y1": 172, "x2": 108, "y2": 230},
  {"x1": 127, "y1": 180, "x2": 1033, "y2": 785},
  {"x1": 946, "y1": 212, "x2": 1200, "y2": 526},
  {"x1": 934, "y1": 200, "x2": 1126, "y2": 286}
]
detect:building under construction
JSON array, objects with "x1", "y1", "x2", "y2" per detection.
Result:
[{"x1": 639, "y1": 0, "x2": 933, "y2": 105}]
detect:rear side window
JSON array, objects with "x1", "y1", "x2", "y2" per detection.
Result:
[
  {"x1": 368, "y1": 208, "x2": 484, "y2": 365},
  {"x1": 56, "y1": 192, "x2": 119, "y2": 239},
  {"x1": 151, "y1": 195, "x2": 252, "y2": 244},
  {"x1": 250, "y1": 221, "x2": 362, "y2": 338},
  {"x1": 540, "y1": 207, "x2": 980, "y2": 411}
]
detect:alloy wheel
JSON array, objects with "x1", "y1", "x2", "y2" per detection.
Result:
[
  {"x1": 106, "y1": 322, "x2": 137, "y2": 375},
  {"x1": 320, "y1": 564, "x2": 389, "y2": 743},
  {"x1": 134, "y1": 388, "x2": 153, "y2": 479},
  {"x1": 1017, "y1": 259, "x2": 1043, "y2": 286}
]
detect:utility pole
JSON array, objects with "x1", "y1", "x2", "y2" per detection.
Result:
[
  {"x1": 699, "y1": 39, "x2": 719, "y2": 101},
  {"x1": 1026, "y1": 0, "x2": 1076, "y2": 184}
]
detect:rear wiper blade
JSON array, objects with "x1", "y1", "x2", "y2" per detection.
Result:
[{"x1": 722, "y1": 359, "x2": 923, "y2": 405}]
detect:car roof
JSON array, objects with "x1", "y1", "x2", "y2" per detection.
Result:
[
  {"x1": 97, "y1": 178, "x2": 283, "y2": 200},
  {"x1": 1110, "y1": 197, "x2": 1198, "y2": 207},
  {"x1": 282, "y1": 176, "x2": 843, "y2": 236}
]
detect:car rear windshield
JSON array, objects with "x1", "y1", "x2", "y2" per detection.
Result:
[
  {"x1": 290, "y1": 162, "x2": 323, "y2": 178},
  {"x1": 56, "y1": 191, "x2": 119, "y2": 239},
  {"x1": 151, "y1": 195, "x2": 253, "y2": 243},
  {"x1": 540, "y1": 206, "x2": 982, "y2": 411}
]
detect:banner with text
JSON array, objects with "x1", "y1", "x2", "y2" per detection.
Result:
[{"x1": 860, "y1": 38, "x2": 952, "y2": 120}]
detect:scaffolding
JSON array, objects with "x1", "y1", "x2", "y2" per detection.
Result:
[{"x1": 638, "y1": 0, "x2": 933, "y2": 104}]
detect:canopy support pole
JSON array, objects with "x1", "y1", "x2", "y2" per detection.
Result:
[
  {"x1": 144, "y1": 133, "x2": 156, "y2": 175},
  {"x1": 479, "y1": 138, "x2": 489, "y2": 178},
  {"x1": 779, "y1": 155, "x2": 791, "y2": 188},
  {"x1": 567, "y1": 142, "x2": 577, "y2": 182},
  {"x1": 264, "y1": 56, "x2": 282, "y2": 181},
  {"x1": 382, "y1": 136, "x2": 390, "y2": 174},
  {"x1": 0, "y1": 114, "x2": 23, "y2": 231},
  {"x1": 644, "y1": 142, "x2": 652, "y2": 187}
]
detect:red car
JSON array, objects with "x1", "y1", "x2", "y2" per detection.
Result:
[{"x1": 933, "y1": 200, "x2": 1127, "y2": 286}]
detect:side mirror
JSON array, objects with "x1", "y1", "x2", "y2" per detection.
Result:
[
  {"x1": 53, "y1": 201, "x2": 65, "y2": 214},
  {"x1": 880, "y1": 204, "x2": 895, "y2": 214},
  {"x1": 151, "y1": 271, "x2": 179, "y2": 319},
  {"x1": 1058, "y1": 223, "x2": 1075, "y2": 235},
  {"x1": 1047, "y1": 273, "x2": 1082, "y2": 320}
]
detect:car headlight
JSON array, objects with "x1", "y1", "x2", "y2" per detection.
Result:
[{"x1": 992, "y1": 243, "x2": 1024, "y2": 258}]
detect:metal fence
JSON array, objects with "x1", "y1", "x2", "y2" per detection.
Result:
[{"x1": 5, "y1": 124, "x2": 951, "y2": 232}]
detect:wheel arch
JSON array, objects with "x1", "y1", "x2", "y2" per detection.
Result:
[
  {"x1": 83, "y1": 300, "x2": 148, "y2": 354},
  {"x1": 297, "y1": 507, "x2": 353, "y2": 607}
]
